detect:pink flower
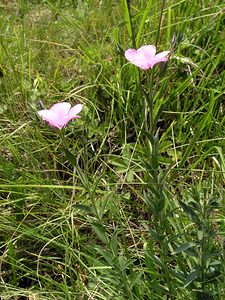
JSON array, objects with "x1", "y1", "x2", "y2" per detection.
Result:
[
  {"x1": 125, "y1": 45, "x2": 170, "y2": 70},
  {"x1": 38, "y1": 102, "x2": 83, "y2": 129}
]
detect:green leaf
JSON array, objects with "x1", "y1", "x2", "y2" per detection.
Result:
[
  {"x1": 110, "y1": 229, "x2": 121, "y2": 257},
  {"x1": 64, "y1": 148, "x2": 90, "y2": 192},
  {"x1": 184, "y1": 267, "x2": 200, "y2": 287},
  {"x1": 172, "y1": 242, "x2": 197, "y2": 255},
  {"x1": 179, "y1": 200, "x2": 201, "y2": 225},
  {"x1": 94, "y1": 246, "x2": 114, "y2": 266},
  {"x1": 64, "y1": 148, "x2": 77, "y2": 166},
  {"x1": 91, "y1": 222, "x2": 109, "y2": 244},
  {"x1": 149, "y1": 227, "x2": 164, "y2": 242},
  {"x1": 73, "y1": 204, "x2": 93, "y2": 215},
  {"x1": 128, "y1": 271, "x2": 143, "y2": 288}
]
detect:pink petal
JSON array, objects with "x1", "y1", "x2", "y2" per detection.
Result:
[
  {"x1": 125, "y1": 45, "x2": 157, "y2": 70},
  {"x1": 137, "y1": 45, "x2": 156, "y2": 60},
  {"x1": 151, "y1": 51, "x2": 170, "y2": 67},
  {"x1": 154, "y1": 50, "x2": 170, "y2": 61},
  {"x1": 38, "y1": 110, "x2": 63, "y2": 129},
  {"x1": 66, "y1": 104, "x2": 83, "y2": 123},
  {"x1": 50, "y1": 102, "x2": 71, "y2": 119},
  {"x1": 125, "y1": 45, "x2": 170, "y2": 70},
  {"x1": 68, "y1": 104, "x2": 83, "y2": 117},
  {"x1": 38, "y1": 102, "x2": 83, "y2": 129},
  {"x1": 125, "y1": 49, "x2": 150, "y2": 70}
]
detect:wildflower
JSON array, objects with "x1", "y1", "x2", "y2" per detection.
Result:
[
  {"x1": 38, "y1": 102, "x2": 83, "y2": 129},
  {"x1": 125, "y1": 45, "x2": 170, "y2": 70}
]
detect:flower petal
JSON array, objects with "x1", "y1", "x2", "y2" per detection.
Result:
[
  {"x1": 125, "y1": 45, "x2": 157, "y2": 70},
  {"x1": 50, "y1": 102, "x2": 71, "y2": 119},
  {"x1": 125, "y1": 49, "x2": 150, "y2": 70},
  {"x1": 66, "y1": 104, "x2": 83, "y2": 123},
  {"x1": 38, "y1": 110, "x2": 63, "y2": 129},
  {"x1": 151, "y1": 51, "x2": 170, "y2": 67},
  {"x1": 38, "y1": 102, "x2": 83, "y2": 129},
  {"x1": 137, "y1": 45, "x2": 156, "y2": 60},
  {"x1": 154, "y1": 50, "x2": 170, "y2": 61},
  {"x1": 68, "y1": 104, "x2": 83, "y2": 117}
]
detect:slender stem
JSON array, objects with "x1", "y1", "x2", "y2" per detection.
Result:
[
  {"x1": 159, "y1": 222, "x2": 176, "y2": 299},
  {"x1": 123, "y1": 0, "x2": 136, "y2": 48},
  {"x1": 155, "y1": 0, "x2": 166, "y2": 48},
  {"x1": 147, "y1": 69, "x2": 155, "y2": 135},
  {"x1": 138, "y1": 70, "x2": 152, "y2": 156},
  {"x1": 200, "y1": 202, "x2": 207, "y2": 293},
  {"x1": 58, "y1": 128, "x2": 68, "y2": 148}
]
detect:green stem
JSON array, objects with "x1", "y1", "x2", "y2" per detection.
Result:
[
  {"x1": 155, "y1": 0, "x2": 166, "y2": 48},
  {"x1": 200, "y1": 203, "x2": 207, "y2": 293},
  {"x1": 118, "y1": 267, "x2": 134, "y2": 300},
  {"x1": 157, "y1": 219, "x2": 176, "y2": 299},
  {"x1": 147, "y1": 69, "x2": 155, "y2": 135},
  {"x1": 59, "y1": 130, "x2": 102, "y2": 222},
  {"x1": 123, "y1": 0, "x2": 136, "y2": 48}
]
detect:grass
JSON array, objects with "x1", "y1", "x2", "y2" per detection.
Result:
[{"x1": 0, "y1": 0, "x2": 225, "y2": 299}]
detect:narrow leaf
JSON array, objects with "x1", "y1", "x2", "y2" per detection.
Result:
[
  {"x1": 172, "y1": 242, "x2": 196, "y2": 255},
  {"x1": 184, "y1": 267, "x2": 200, "y2": 288}
]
